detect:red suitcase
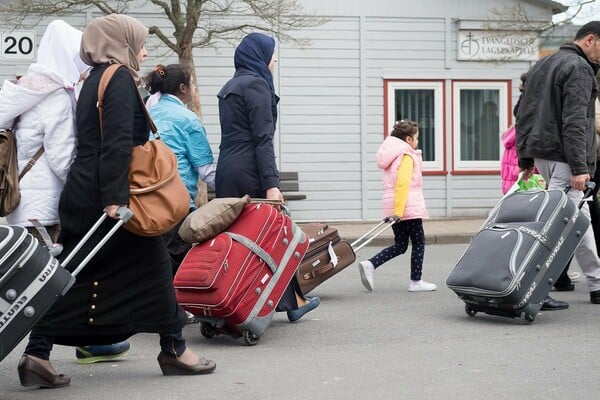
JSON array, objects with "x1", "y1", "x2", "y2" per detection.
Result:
[{"x1": 173, "y1": 202, "x2": 309, "y2": 345}]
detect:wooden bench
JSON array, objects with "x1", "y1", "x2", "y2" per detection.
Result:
[
  {"x1": 206, "y1": 171, "x2": 306, "y2": 201},
  {"x1": 278, "y1": 171, "x2": 307, "y2": 201}
]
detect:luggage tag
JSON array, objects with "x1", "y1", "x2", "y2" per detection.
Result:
[
  {"x1": 28, "y1": 218, "x2": 63, "y2": 257},
  {"x1": 327, "y1": 242, "x2": 338, "y2": 267}
]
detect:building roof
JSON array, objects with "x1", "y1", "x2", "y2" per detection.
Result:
[{"x1": 524, "y1": 0, "x2": 568, "y2": 14}]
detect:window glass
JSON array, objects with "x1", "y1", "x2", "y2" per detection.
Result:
[
  {"x1": 452, "y1": 81, "x2": 508, "y2": 171},
  {"x1": 460, "y1": 89, "x2": 500, "y2": 161},
  {"x1": 394, "y1": 89, "x2": 436, "y2": 162},
  {"x1": 386, "y1": 81, "x2": 444, "y2": 171}
]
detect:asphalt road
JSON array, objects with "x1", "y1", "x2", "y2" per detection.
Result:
[{"x1": 1, "y1": 243, "x2": 598, "y2": 400}]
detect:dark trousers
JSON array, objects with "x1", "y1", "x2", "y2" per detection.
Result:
[
  {"x1": 276, "y1": 277, "x2": 303, "y2": 312},
  {"x1": 24, "y1": 332, "x2": 187, "y2": 360},
  {"x1": 368, "y1": 219, "x2": 426, "y2": 281}
]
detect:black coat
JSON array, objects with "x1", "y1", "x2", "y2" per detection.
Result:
[
  {"x1": 516, "y1": 44, "x2": 598, "y2": 175},
  {"x1": 214, "y1": 69, "x2": 304, "y2": 310},
  {"x1": 33, "y1": 65, "x2": 185, "y2": 345},
  {"x1": 215, "y1": 69, "x2": 280, "y2": 198}
]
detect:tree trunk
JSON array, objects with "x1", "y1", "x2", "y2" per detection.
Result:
[{"x1": 179, "y1": 49, "x2": 202, "y2": 117}]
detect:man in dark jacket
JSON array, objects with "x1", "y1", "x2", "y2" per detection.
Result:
[{"x1": 516, "y1": 21, "x2": 600, "y2": 306}]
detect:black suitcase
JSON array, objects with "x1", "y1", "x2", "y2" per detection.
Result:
[
  {"x1": 0, "y1": 208, "x2": 132, "y2": 362},
  {"x1": 446, "y1": 187, "x2": 591, "y2": 323}
]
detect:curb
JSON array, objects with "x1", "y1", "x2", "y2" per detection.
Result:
[{"x1": 343, "y1": 234, "x2": 473, "y2": 248}]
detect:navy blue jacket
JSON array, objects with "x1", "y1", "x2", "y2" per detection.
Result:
[{"x1": 215, "y1": 69, "x2": 280, "y2": 198}]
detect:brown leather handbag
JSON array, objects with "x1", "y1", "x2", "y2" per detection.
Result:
[
  {"x1": 0, "y1": 126, "x2": 44, "y2": 217},
  {"x1": 98, "y1": 64, "x2": 190, "y2": 237}
]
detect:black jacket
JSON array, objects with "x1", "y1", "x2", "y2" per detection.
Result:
[
  {"x1": 516, "y1": 44, "x2": 598, "y2": 176},
  {"x1": 215, "y1": 69, "x2": 280, "y2": 198},
  {"x1": 38, "y1": 65, "x2": 186, "y2": 345}
]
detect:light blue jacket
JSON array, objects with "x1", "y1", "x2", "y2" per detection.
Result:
[{"x1": 149, "y1": 94, "x2": 214, "y2": 208}]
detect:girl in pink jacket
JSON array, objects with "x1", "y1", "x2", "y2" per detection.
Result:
[{"x1": 358, "y1": 120, "x2": 436, "y2": 292}]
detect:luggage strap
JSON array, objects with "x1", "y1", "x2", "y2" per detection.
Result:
[
  {"x1": 516, "y1": 226, "x2": 552, "y2": 250},
  {"x1": 227, "y1": 232, "x2": 278, "y2": 273},
  {"x1": 303, "y1": 242, "x2": 340, "y2": 280}
]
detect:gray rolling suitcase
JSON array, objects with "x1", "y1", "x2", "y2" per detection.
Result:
[
  {"x1": 0, "y1": 208, "x2": 132, "y2": 362},
  {"x1": 446, "y1": 186, "x2": 592, "y2": 322}
]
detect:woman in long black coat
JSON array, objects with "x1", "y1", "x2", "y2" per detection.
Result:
[
  {"x1": 216, "y1": 32, "x2": 320, "y2": 321},
  {"x1": 16, "y1": 14, "x2": 215, "y2": 389}
]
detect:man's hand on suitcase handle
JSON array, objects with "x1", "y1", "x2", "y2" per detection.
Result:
[{"x1": 570, "y1": 174, "x2": 591, "y2": 192}]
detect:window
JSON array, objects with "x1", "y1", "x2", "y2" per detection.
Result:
[
  {"x1": 452, "y1": 81, "x2": 509, "y2": 171},
  {"x1": 385, "y1": 81, "x2": 444, "y2": 171}
]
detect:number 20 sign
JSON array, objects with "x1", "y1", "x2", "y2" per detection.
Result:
[{"x1": 1, "y1": 31, "x2": 36, "y2": 60}]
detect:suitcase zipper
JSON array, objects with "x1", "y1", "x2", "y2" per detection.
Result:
[
  {"x1": 0, "y1": 234, "x2": 38, "y2": 287},
  {"x1": 449, "y1": 227, "x2": 539, "y2": 297}
]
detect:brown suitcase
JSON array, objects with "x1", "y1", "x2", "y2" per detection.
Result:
[
  {"x1": 298, "y1": 218, "x2": 399, "y2": 294},
  {"x1": 298, "y1": 223, "x2": 356, "y2": 294}
]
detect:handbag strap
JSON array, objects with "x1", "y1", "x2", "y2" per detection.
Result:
[
  {"x1": 18, "y1": 146, "x2": 45, "y2": 180},
  {"x1": 8, "y1": 114, "x2": 45, "y2": 181},
  {"x1": 97, "y1": 63, "x2": 158, "y2": 138}
]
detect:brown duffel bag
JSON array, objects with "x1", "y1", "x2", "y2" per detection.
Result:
[{"x1": 298, "y1": 223, "x2": 356, "y2": 294}]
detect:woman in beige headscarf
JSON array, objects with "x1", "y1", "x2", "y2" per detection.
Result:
[{"x1": 16, "y1": 14, "x2": 216, "y2": 390}]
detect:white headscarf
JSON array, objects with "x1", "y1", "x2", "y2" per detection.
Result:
[{"x1": 37, "y1": 20, "x2": 90, "y2": 87}]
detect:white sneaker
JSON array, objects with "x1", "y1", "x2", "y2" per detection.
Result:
[
  {"x1": 358, "y1": 261, "x2": 375, "y2": 291},
  {"x1": 408, "y1": 280, "x2": 437, "y2": 292}
]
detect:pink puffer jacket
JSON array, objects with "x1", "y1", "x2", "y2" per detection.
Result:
[
  {"x1": 376, "y1": 136, "x2": 429, "y2": 220},
  {"x1": 501, "y1": 126, "x2": 519, "y2": 194}
]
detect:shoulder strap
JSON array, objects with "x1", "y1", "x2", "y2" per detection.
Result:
[
  {"x1": 18, "y1": 146, "x2": 44, "y2": 181},
  {"x1": 97, "y1": 64, "x2": 158, "y2": 137},
  {"x1": 6, "y1": 116, "x2": 44, "y2": 181}
]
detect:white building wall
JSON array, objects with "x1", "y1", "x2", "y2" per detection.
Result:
[{"x1": 0, "y1": 0, "x2": 560, "y2": 222}]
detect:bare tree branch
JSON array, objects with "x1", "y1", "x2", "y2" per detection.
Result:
[
  {"x1": 0, "y1": 0, "x2": 328, "y2": 114},
  {"x1": 488, "y1": 0, "x2": 595, "y2": 34}
]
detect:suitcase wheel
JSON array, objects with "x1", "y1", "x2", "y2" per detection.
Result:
[
  {"x1": 465, "y1": 304, "x2": 478, "y2": 317},
  {"x1": 523, "y1": 314, "x2": 535, "y2": 323},
  {"x1": 242, "y1": 330, "x2": 259, "y2": 346},
  {"x1": 200, "y1": 323, "x2": 218, "y2": 339}
]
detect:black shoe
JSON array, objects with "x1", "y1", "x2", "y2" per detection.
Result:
[
  {"x1": 157, "y1": 351, "x2": 216, "y2": 376},
  {"x1": 591, "y1": 290, "x2": 600, "y2": 304},
  {"x1": 541, "y1": 296, "x2": 569, "y2": 311},
  {"x1": 553, "y1": 282, "x2": 575, "y2": 291},
  {"x1": 17, "y1": 355, "x2": 70, "y2": 389}
]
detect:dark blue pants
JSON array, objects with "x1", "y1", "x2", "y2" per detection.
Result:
[{"x1": 368, "y1": 218, "x2": 426, "y2": 281}]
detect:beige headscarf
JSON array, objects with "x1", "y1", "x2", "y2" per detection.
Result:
[{"x1": 80, "y1": 14, "x2": 147, "y2": 77}]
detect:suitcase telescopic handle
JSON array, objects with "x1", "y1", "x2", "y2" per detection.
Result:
[
  {"x1": 564, "y1": 182, "x2": 596, "y2": 209},
  {"x1": 61, "y1": 207, "x2": 133, "y2": 277},
  {"x1": 350, "y1": 216, "x2": 399, "y2": 252}
]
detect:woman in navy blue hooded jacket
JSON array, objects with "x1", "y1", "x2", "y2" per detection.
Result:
[{"x1": 216, "y1": 32, "x2": 320, "y2": 322}]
